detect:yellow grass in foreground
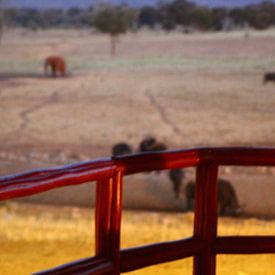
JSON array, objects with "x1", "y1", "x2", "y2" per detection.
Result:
[{"x1": 0, "y1": 203, "x2": 275, "y2": 275}]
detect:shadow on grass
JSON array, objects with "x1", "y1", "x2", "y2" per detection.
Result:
[
  {"x1": 0, "y1": 72, "x2": 45, "y2": 80},
  {"x1": 0, "y1": 72, "x2": 74, "y2": 80}
]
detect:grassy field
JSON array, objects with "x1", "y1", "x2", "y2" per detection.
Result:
[
  {"x1": 1, "y1": 203, "x2": 275, "y2": 275},
  {"x1": 1, "y1": 29, "x2": 275, "y2": 157}
]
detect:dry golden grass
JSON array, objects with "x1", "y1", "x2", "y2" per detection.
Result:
[{"x1": 1, "y1": 203, "x2": 275, "y2": 274}]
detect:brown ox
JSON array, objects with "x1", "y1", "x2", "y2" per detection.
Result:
[{"x1": 44, "y1": 56, "x2": 67, "y2": 77}]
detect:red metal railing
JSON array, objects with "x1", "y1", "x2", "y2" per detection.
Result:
[{"x1": 0, "y1": 147, "x2": 275, "y2": 275}]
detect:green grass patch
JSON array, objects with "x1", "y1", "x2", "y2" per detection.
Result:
[
  {"x1": 0, "y1": 55, "x2": 274, "y2": 75},
  {"x1": 70, "y1": 56, "x2": 275, "y2": 73}
]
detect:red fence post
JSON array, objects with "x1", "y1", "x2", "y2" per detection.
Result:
[
  {"x1": 95, "y1": 170, "x2": 123, "y2": 274},
  {"x1": 193, "y1": 162, "x2": 219, "y2": 275}
]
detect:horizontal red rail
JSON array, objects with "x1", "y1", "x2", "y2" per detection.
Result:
[
  {"x1": 1, "y1": 147, "x2": 275, "y2": 201},
  {"x1": 212, "y1": 147, "x2": 275, "y2": 166},
  {"x1": 33, "y1": 256, "x2": 114, "y2": 275},
  {"x1": 120, "y1": 238, "x2": 204, "y2": 272},
  {"x1": 214, "y1": 236, "x2": 275, "y2": 254}
]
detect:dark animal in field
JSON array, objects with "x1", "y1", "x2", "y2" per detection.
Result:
[
  {"x1": 185, "y1": 178, "x2": 242, "y2": 216},
  {"x1": 169, "y1": 168, "x2": 185, "y2": 199},
  {"x1": 139, "y1": 137, "x2": 167, "y2": 152},
  {"x1": 138, "y1": 137, "x2": 167, "y2": 174},
  {"x1": 112, "y1": 142, "x2": 133, "y2": 156},
  {"x1": 139, "y1": 137, "x2": 184, "y2": 198},
  {"x1": 139, "y1": 137, "x2": 156, "y2": 152},
  {"x1": 263, "y1": 72, "x2": 275, "y2": 84},
  {"x1": 44, "y1": 56, "x2": 67, "y2": 77}
]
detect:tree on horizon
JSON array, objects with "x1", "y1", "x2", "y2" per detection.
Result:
[{"x1": 93, "y1": 4, "x2": 136, "y2": 56}]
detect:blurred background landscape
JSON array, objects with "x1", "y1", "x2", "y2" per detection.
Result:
[{"x1": 0, "y1": 0, "x2": 275, "y2": 274}]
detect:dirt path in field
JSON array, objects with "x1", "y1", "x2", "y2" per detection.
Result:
[
  {"x1": 145, "y1": 89, "x2": 184, "y2": 138},
  {"x1": 19, "y1": 90, "x2": 60, "y2": 131}
]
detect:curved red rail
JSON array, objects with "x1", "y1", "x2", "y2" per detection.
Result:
[{"x1": 0, "y1": 147, "x2": 275, "y2": 275}]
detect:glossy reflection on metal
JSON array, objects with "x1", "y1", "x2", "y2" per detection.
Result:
[{"x1": 1, "y1": 147, "x2": 275, "y2": 275}]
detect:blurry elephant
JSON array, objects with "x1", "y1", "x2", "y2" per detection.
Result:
[{"x1": 44, "y1": 56, "x2": 67, "y2": 77}]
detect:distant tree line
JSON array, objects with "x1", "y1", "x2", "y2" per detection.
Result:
[
  {"x1": 3, "y1": 7, "x2": 93, "y2": 29},
  {"x1": 2, "y1": 0, "x2": 275, "y2": 31}
]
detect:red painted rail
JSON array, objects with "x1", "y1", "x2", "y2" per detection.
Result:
[{"x1": 1, "y1": 147, "x2": 275, "y2": 275}]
